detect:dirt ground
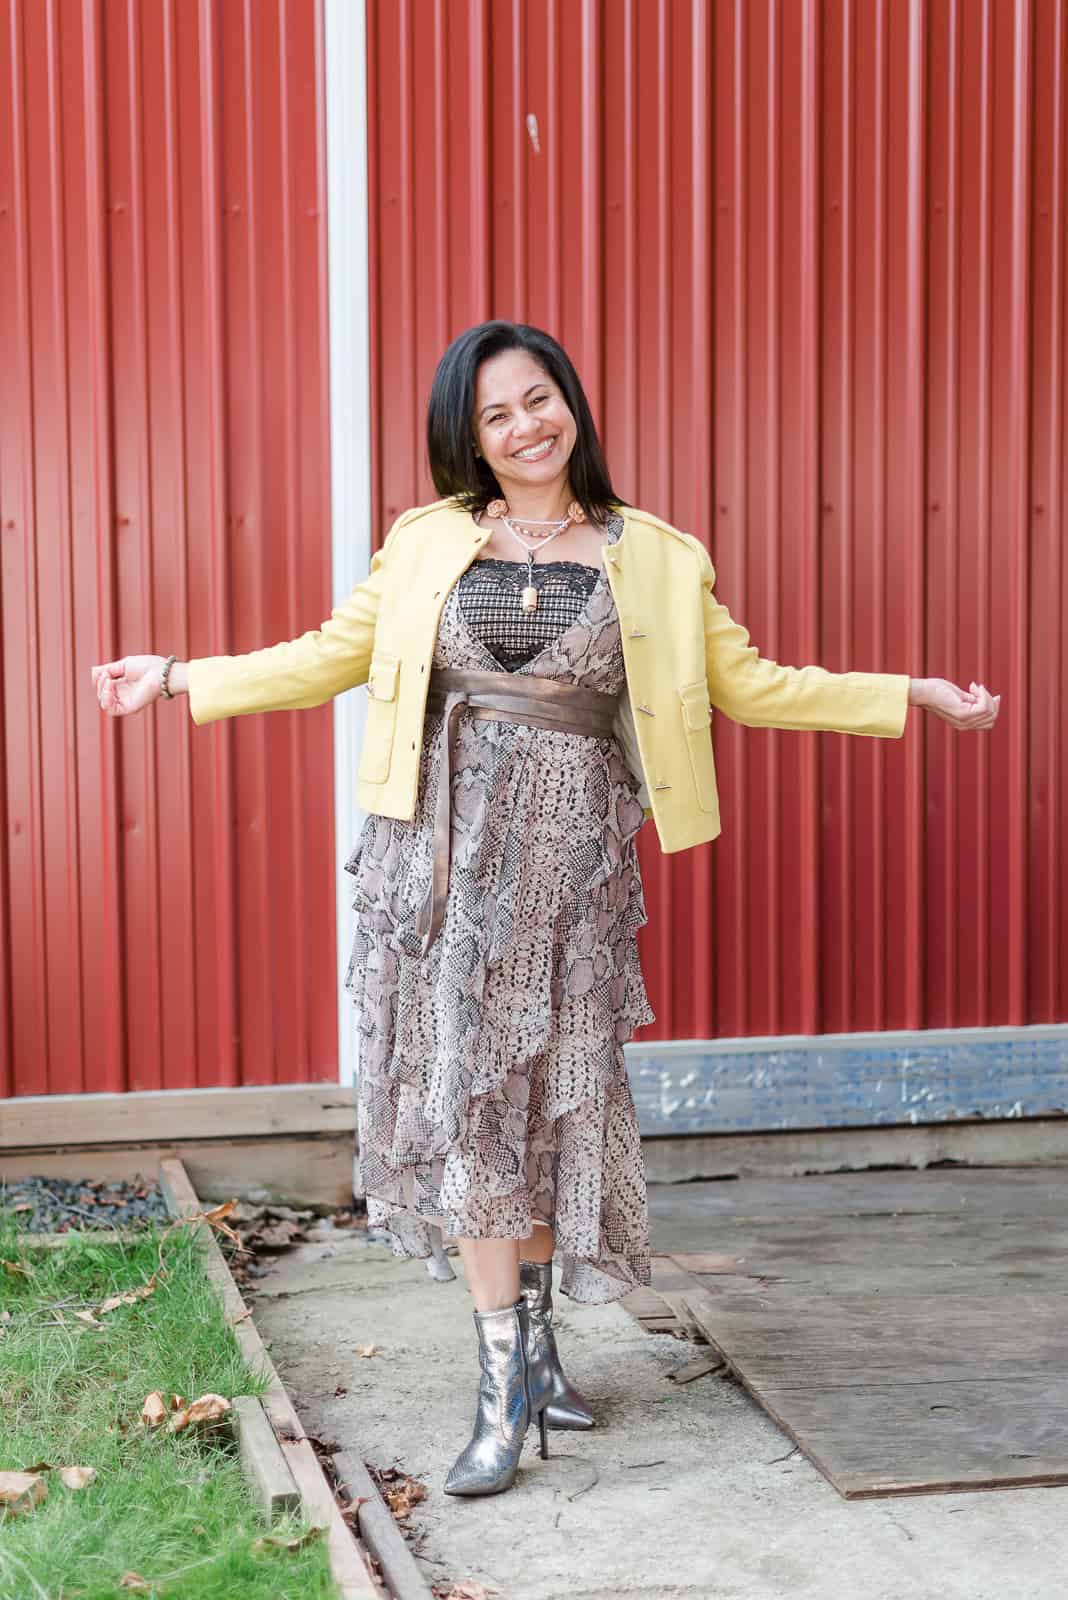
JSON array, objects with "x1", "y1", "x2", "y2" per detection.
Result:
[{"x1": 250, "y1": 1199, "x2": 1068, "y2": 1600}]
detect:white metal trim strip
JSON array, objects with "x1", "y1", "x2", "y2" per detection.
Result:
[{"x1": 324, "y1": 0, "x2": 371, "y2": 1088}]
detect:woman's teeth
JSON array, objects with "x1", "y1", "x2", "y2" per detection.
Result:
[{"x1": 513, "y1": 437, "x2": 556, "y2": 461}]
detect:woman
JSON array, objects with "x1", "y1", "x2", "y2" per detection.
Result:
[{"x1": 91, "y1": 320, "x2": 1000, "y2": 1499}]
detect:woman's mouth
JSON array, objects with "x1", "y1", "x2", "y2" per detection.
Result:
[{"x1": 511, "y1": 435, "x2": 558, "y2": 463}]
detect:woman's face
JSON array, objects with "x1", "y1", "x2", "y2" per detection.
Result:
[{"x1": 472, "y1": 348, "x2": 577, "y2": 502}]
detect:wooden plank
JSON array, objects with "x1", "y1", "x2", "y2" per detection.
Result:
[
  {"x1": 231, "y1": 1395, "x2": 302, "y2": 1522},
  {"x1": 684, "y1": 1279, "x2": 1068, "y2": 1498},
  {"x1": 668, "y1": 1214, "x2": 1068, "y2": 1297},
  {"x1": 620, "y1": 1286, "x2": 674, "y2": 1320},
  {"x1": 666, "y1": 1169, "x2": 1068, "y2": 1497},
  {"x1": 641, "y1": 1120, "x2": 1068, "y2": 1185},
  {"x1": 649, "y1": 1167, "x2": 1068, "y2": 1229},
  {"x1": 1, "y1": 1084, "x2": 355, "y2": 1148},
  {"x1": 0, "y1": 1134, "x2": 352, "y2": 1209},
  {"x1": 666, "y1": 1352, "x2": 726, "y2": 1385},
  {"x1": 332, "y1": 1448, "x2": 433, "y2": 1600},
  {"x1": 684, "y1": 1287, "x2": 1068, "y2": 1386},
  {"x1": 156, "y1": 1159, "x2": 385, "y2": 1599},
  {"x1": 754, "y1": 1378, "x2": 1068, "y2": 1498},
  {"x1": 650, "y1": 1256, "x2": 704, "y2": 1337}
]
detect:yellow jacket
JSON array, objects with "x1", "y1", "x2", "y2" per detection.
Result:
[{"x1": 187, "y1": 498, "x2": 910, "y2": 852}]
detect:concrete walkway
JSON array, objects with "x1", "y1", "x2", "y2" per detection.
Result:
[{"x1": 250, "y1": 1203, "x2": 1068, "y2": 1600}]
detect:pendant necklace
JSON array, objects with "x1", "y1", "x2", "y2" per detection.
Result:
[{"x1": 485, "y1": 496, "x2": 587, "y2": 613}]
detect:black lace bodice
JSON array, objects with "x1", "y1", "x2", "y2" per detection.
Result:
[{"x1": 457, "y1": 558, "x2": 601, "y2": 670}]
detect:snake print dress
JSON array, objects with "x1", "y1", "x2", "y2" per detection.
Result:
[{"x1": 343, "y1": 514, "x2": 654, "y2": 1304}]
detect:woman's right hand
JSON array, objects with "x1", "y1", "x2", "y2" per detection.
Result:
[{"x1": 90, "y1": 655, "x2": 169, "y2": 718}]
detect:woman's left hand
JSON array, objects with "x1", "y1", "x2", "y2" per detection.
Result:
[{"x1": 909, "y1": 678, "x2": 1000, "y2": 730}]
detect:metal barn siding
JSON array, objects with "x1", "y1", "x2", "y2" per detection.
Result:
[
  {"x1": 0, "y1": 0, "x2": 334, "y2": 1097},
  {"x1": 367, "y1": 0, "x2": 1067, "y2": 1045}
]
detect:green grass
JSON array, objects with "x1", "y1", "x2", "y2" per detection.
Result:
[{"x1": 0, "y1": 1212, "x2": 337, "y2": 1599}]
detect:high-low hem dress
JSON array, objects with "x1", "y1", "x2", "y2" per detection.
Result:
[{"x1": 343, "y1": 513, "x2": 655, "y2": 1305}]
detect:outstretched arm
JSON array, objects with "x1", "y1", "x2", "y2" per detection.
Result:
[
  {"x1": 91, "y1": 516, "x2": 407, "y2": 726},
  {"x1": 699, "y1": 543, "x2": 999, "y2": 737}
]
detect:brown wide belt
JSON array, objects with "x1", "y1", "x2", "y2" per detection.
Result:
[{"x1": 415, "y1": 667, "x2": 620, "y2": 954}]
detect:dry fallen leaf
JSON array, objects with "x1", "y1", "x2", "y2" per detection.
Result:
[
  {"x1": 57, "y1": 1465, "x2": 96, "y2": 1490},
  {"x1": 72, "y1": 1309, "x2": 104, "y2": 1328},
  {"x1": 169, "y1": 1198, "x2": 243, "y2": 1252},
  {"x1": 169, "y1": 1394, "x2": 187, "y2": 1412},
  {"x1": 168, "y1": 1393, "x2": 230, "y2": 1433},
  {"x1": 198, "y1": 1199, "x2": 242, "y2": 1246},
  {"x1": 185, "y1": 1393, "x2": 231, "y2": 1425},
  {"x1": 141, "y1": 1392, "x2": 167, "y2": 1428},
  {"x1": 251, "y1": 1525, "x2": 323, "y2": 1554},
  {"x1": 119, "y1": 1573, "x2": 152, "y2": 1591},
  {"x1": 356, "y1": 1343, "x2": 378, "y2": 1359},
  {"x1": 1, "y1": 1258, "x2": 32, "y2": 1277},
  {"x1": 382, "y1": 1475, "x2": 427, "y2": 1519},
  {"x1": 230, "y1": 1308, "x2": 252, "y2": 1325},
  {"x1": 97, "y1": 1274, "x2": 159, "y2": 1315},
  {"x1": 0, "y1": 1471, "x2": 47, "y2": 1514}
]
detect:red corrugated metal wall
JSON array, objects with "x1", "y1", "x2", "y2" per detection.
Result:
[
  {"x1": 368, "y1": 0, "x2": 1067, "y2": 1041},
  {"x1": 0, "y1": 0, "x2": 334, "y2": 1096}
]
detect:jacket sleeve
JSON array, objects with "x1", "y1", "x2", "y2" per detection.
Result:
[
  {"x1": 698, "y1": 542, "x2": 910, "y2": 738},
  {"x1": 186, "y1": 517, "x2": 402, "y2": 726}
]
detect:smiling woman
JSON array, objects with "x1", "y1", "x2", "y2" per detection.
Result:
[{"x1": 90, "y1": 318, "x2": 1000, "y2": 1504}]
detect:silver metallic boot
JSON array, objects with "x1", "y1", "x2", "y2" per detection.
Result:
[
  {"x1": 519, "y1": 1260, "x2": 595, "y2": 1430},
  {"x1": 443, "y1": 1298, "x2": 550, "y2": 1497}
]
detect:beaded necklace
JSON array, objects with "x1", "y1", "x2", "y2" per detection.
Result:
[{"x1": 484, "y1": 495, "x2": 587, "y2": 613}]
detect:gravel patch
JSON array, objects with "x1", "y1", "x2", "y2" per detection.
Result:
[{"x1": 0, "y1": 1175, "x2": 172, "y2": 1232}]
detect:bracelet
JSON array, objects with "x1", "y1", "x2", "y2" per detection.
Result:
[{"x1": 160, "y1": 654, "x2": 178, "y2": 699}]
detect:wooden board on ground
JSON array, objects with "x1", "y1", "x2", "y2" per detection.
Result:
[
  {"x1": 647, "y1": 1167, "x2": 1068, "y2": 1498},
  {"x1": 157, "y1": 1157, "x2": 420, "y2": 1598},
  {"x1": 620, "y1": 1262, "x2": 710, "y2": 1340},
  {"x1": 0, "y1": 1135, "x2": 352, "y2": 1209}
]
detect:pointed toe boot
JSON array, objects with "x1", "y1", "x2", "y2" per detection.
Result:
[
  {"x1": 519, "y1": 1260, "x2": 595, "y2": 1431},
  {"x1": 444, "y1": 1298, "x2": 550, "y2": 1497}
]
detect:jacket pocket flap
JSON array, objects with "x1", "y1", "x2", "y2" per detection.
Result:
[
  {"x1": 368, "y1": 653, "x2": 399, "y2": 702},
  {"x1": 679, "y1": 680, "x2": 711, "y2": 732}
]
